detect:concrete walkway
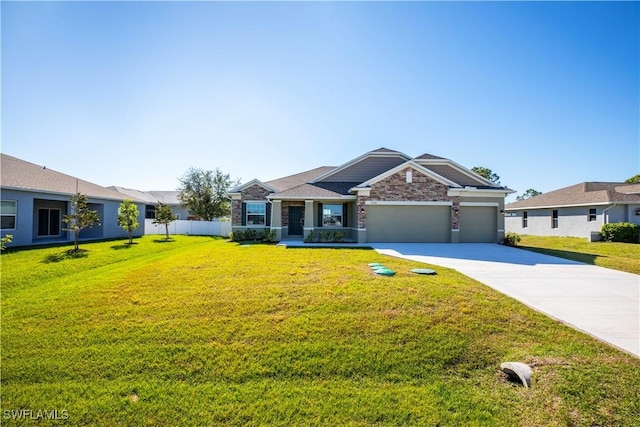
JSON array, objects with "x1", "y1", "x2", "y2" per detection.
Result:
[{"x1": 372, "y1": 243, "x2": 640, "y2": 358}]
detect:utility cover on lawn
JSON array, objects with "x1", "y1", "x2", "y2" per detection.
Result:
[
  {"x1": 368, "y1": 263, "x2": 396, "y2": 276},
  {"x1": 411, "y1": 268, "x2": 437, "y2": 275}
]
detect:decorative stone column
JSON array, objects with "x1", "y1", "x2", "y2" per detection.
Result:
[{"x1": 451, "y1": 197, "x2": 460, "y2": 243}]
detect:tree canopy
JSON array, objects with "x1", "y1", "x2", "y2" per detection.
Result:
[
  {"x1": 62, "y1": 192, "x2": 101, "y2": 252},
  {"x1": 471, "y1": 167, "x2": 500, "y2": 185},
  {"x1": 177, "y1": 167, "x2": 236, "y2": 221},
  {"x1": 516, "y1": 188, "x2": 543, "y2": 201},
  {"x1": 625, "y1": 174, "x2": 640, "y2": 184}
]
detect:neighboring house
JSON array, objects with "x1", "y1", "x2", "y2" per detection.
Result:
[
  {"x1": 504, "y1": 182, "x2": 640, "y2": 240},
  {"x1": 0, "y1": 154, "x2": 146, "y2": 248},
  {"x1": 109, "y1": 187, "x2": 192, "y2": 220},
  {"x1": 228, "y1": 148, "x2": 513, "y2": 243}
]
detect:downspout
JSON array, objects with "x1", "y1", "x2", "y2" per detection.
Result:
[{"x1": 602, "y1": 203, "x2": 617, "y2": 225}]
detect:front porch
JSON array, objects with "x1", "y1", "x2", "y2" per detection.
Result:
[{"x1": 269, "y1": 199, "x2": 360, "y2": 242}]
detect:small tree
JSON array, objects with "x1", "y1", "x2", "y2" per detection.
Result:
[
  {"x1": 118, "y1": 199, "x2": 140, "y2": 244},
  {"x1": 63, "y1": 193, "x2": 101, "y2": 252},
  {"x1": 471, "y1": 166, "x2": 501, "y2": 185},
  {"x1": 516, "y1": 189, "x2": 543, "y2": 201},
  {"x1": 153, "y1": 202, "x2": 175, "y2": 240}
]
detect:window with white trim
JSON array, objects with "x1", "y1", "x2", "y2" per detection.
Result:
[
  {"x1": 522, "y1": 211, "x2": 528, "y2": 228},
  {"x1": 588, "y1": 208, "x2": 596, "y2": 222},
  {"x1": 323, "y1": 204, "x2": 343, "y2": 227},
  {"x1": 1, "y1": 200, "x2": 17, "y2": 230},
  {"x1": 551, "y1": 210, "x2": 558, "y2": 229},
  {"x1": 246, "y1": 202, "x2": 266, "y2": 225}
]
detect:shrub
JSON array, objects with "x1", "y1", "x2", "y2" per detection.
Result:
[
  {"x1": 601, "y1": 222, "x2": 640, "y2": 243},
  {"x1": 261, "y1": 229, "x2": 277, "y2": 243},
  {"x1": 1, "y1": 234, "x2": 13, "y2": 251},
  {"x1": 503, "y1": 232, "x2": 521, "y2": 247}
]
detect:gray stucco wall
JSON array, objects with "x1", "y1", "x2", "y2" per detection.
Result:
[
  {"x1": 505, "y1": 205, "x2": 634, "y2": 238},
  {"x1": 1, "y1": 189, "x2": 145, "y2": 248}
]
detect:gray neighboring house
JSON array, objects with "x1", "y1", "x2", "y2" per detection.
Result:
[
  {"x1": 109, "y1": 187, "x2": 192, "y2": 220},
  {"x1": 0, "y1": 154, "x2": 146, "y2": 248},
  {"x1": 505, "y1": 182, "x2": 640, "y2": 240},
  {"x1": 229, "y1": 148, "x2": 514, "y2": 243}
]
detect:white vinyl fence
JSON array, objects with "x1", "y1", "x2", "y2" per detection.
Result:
[{"x1": 144, "y1": 219, "x2": 231, "y2": 237}]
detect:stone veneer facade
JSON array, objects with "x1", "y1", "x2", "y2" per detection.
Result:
[
  {"x1": 231, "y1": 184, "x2": 272, "y2": 226},
  {"x1": 357, "y1": 168, "x2": 460, "y2": 230}
]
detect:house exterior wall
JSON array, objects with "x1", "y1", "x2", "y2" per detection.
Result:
[
  {"x1": 231, "y1": 184, "x2": 272, "y2": 227},
  {"x1": 368, "y1": 168, "x2": 451, "y2": 202},
  {"x1": 359, "y1": 168, "x2": 455, "y2": 243},
  {"x1": 625, "y1": 205, "x2": 640, "y2": 225},
  {"x1": 504, "y1": 205, "x2": 632, "y2": 238},
  {"x1": 2, "y1": 189, "x2": 40, "y2": 247},
  {"x1": 1, "y1": 189, "x2": 145, "y2": 248}
]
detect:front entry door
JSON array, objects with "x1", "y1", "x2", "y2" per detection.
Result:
[{"x1": 288, "y1": 206, "x2": 304, "y2": 236}]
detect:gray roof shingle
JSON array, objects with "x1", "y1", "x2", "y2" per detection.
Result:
[
  {"x1": 1, "y1": 153, "x2": 144, "y2": 202},
  {"x1": 506, "y1": 182, "x2": 640, "y2": 210}
]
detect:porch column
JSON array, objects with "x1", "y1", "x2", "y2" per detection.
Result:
[
  {"x1": 304, "y1": 200, "x2": 314, "y2": 238},
  {"x1": 271, "y1": 200, "x2": 282, "y2": 241}
]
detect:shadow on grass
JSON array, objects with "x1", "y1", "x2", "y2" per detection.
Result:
[
  {"x1": 153, "y1": 238, "x2": 175, "y2": 243},
  {"x1": 518, "y1": 245, "x2": 601, "y2": 266},
  {"x1": 43, "y1": 249, "x2": 89, "y2": 263},
  {"x1": 110, "y1": 243, "x2": 138, "y2": 250}
]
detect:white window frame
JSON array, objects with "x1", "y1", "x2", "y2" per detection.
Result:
[
  {"x1": 1, "y1": 200, "x2": 17, "y2": 230},
  {"x1": 588, "y1": 208, "x2": 597, "y2": 222},
  {"x1": 246, "y1": 202, "x2": 266, "y2": 226},
  {"x1": 322, "y1": 204, "x2": 343, "y2": 227}
]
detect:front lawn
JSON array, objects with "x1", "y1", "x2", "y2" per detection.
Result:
[
  {"x1": 1, "y1": 236, "x2": 639, "y2": 426},
  {"x1": 516, "y1": 235, "x2": 640, "y2": 275}
]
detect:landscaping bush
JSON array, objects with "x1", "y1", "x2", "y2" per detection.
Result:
[
  {"x1": 601, "y1": 222, "x2": 640, "y2": 243},
  {"x1": 230, "y1": 229, "x2": 276, "y2": 243},
  {"x1": 503, "y1": 232, "x2": 521, "y2": 246}
]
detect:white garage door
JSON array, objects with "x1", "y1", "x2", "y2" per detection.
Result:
[
  {"x1": 366, "y1": 205, "x2": 451, "y2": 243},
  {"x1": 459, "y1": 206, "x2": 497, "y2": 243}
]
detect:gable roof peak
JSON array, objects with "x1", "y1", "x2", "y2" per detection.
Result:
[{"x1": 414, "y1": 153, "x2": 448, "y2": 160}]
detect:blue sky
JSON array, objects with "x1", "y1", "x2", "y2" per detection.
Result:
[{"x1": 2, "y1": 1, "x2": 638, "y2": 201}]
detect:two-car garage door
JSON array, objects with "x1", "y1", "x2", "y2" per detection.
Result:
[{"x1": 366, "y1": 204, "x2": 497, "y2": 243}]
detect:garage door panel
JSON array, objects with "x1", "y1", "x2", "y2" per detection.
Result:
[
  {"x1": 367, "y1": 206, "x2": 450, "y2": 243},
  {"x1": 459, "y1": 206, "x2": 496, "y2": 243}
]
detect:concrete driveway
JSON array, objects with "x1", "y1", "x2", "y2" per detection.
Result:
[{"x1": 372, "y1": 243, "x2": 640, "y2": 358}]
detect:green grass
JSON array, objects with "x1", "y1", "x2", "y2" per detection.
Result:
[
  {"x1": 516, "y1": 235, "x2": 640, "y2": 275},
  {"x1": 2, "y1": 236, "x2": 639, "y2": 426}
]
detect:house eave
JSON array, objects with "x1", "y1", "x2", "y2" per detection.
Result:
[
  {"x1": 505, "y1": 201, "x2": 633, "y2": 211},
  {"x1": 267, "y1": 195, "x2": 358, "y2": 201},
  {"x1": 0, "y1": 185, "x2": 139, "y2": 203},
  {"x1": 448, "y1": 187, "x2": 514, "y2": 197}
]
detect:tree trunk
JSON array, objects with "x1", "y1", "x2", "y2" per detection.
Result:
[
  {"x1": 128, "y1": 231, "x2": 133, "y2": 245},
  {"x1": 165, "y1": 224, "x2": 169, "y2": 240}
]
